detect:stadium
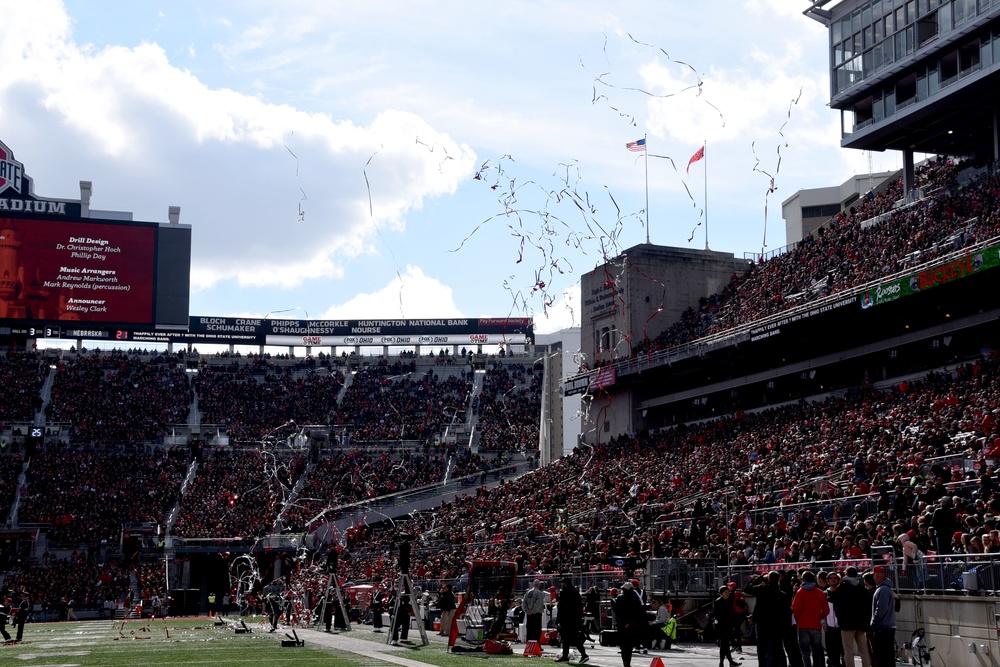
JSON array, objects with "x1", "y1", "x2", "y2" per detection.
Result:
[{"x1": 2, "y1": 1, "x2": 1000, "y2": 666}]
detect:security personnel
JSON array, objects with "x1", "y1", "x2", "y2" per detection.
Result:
[{"x1": 14, "y1": 591, "x2": 30, "y2": 642}]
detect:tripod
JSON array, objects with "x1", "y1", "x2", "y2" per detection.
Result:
[
  {"x1": 386, "y1": 573, "x2": 429, "y2": 646},
  {"x1": 317, "y1": 572, "x2": 350, "y2": 632}
]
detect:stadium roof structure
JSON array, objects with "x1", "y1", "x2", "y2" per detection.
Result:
[{"x1": 806, "y1": 0, "x2": 1000, "y2": 161}]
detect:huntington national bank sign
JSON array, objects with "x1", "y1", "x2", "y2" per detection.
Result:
[
  {"x1": 118, "y1": 316, "x2": 535, "y2": 349},
  {"x1": 0, "y1": 140, "x2": 80, "y2": 216}
]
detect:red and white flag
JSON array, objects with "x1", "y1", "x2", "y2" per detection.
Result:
[{"x1": 686, "y1": 145, "x2": 705, "y2": 173}]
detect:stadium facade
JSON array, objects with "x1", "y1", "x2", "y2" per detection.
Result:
[
  {"x1": 781, "y1": 169, "x2": 895, "y2": 245},
  {"x1": 805, "y1": 0, "x2": 1000, "y2": 193}
]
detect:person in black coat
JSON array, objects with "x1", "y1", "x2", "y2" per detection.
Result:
[
  {"x1": 584, "y1": 586, "x2": 601, "y2": 637},
  {"x1": 745, "y1": 571, "x2": 789, "y2": 667},
  {"x1": 14, "y1": 591, "x2": 31, "y2": 643},
  {"x1": 555, "y1": 578, "x2": 590, "y2": 663},
  {"x1": 437, "y1": 583, "x2": 457, "y2": 637},
  {"x1": 828, "y1": 567, "x2": 871, "y2": 667},
  {"x1": 615, "y1": 582, "x2": 646, "y2": 667},
  {"x1": 713, "y1": 586, "x2": 742, "y2": 667},
  {"x1": 371, "y1": 586, "x2": 385, "y2": 632}
]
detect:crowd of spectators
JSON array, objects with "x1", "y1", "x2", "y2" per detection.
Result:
[
  {"x1": 194, "y1": 364, "x2": 345, "y2": 442},
  {"x1": 17, "y1": 449, "x2": 189, "y2": 544},
  {"x1": 279, "y1": 448, "x2": 449, "y2": 533},
  {"x1": 326, "y1": 351, "x2": 1000, "y2": 586},
  {"x1": 45, "y1": 351, "x2": 192, "y2": 446},
  {"x1": 0, "y1": 352, "x2": 47, "y2": 423},
  {"x1": 635, "y1": 160, "x2": 1000, "y2": 357},
  {"x1": 171, "y1": 449, "x2": 305, "y2": 539},
  {"x1": 1, "y1": 558, "x2": 164, "y2": 616},
  {"x1": 4, "y1": 352, "x2": 1000, "y2": 603},
  {"x1": 332, "y1": 361, "x2": 472, "y2": 443},
  {"x1": 474, "y1": 362, "x2": 542, "y2": 452},
  {"x1": 449, "y1": 448, "x2": 516, "y2": 481}
]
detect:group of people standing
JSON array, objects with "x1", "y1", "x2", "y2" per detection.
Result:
[
  {"x1": 519, "y1": 577, "x2": 679, "y2": 667},
  {"x1": 0, "y1": 591, "x2": 32, "y2": 643},
  {"x1": 738, "y1": 565, "x2": 896, "y2": 667}
]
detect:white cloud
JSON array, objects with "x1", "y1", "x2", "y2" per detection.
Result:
[
  {"x1": 0, "y1": 4, "x2": 477, "y2": 292},
  {"x1": 534, "y1": 286, "x2": 580, "y2": 335},
  {"x1": 317, "y1": 265, "x2": 464, "y2": 320}
]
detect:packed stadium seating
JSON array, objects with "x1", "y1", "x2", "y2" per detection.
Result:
[
  {"x1": 45, "y1": 351, "x2": 192, "y2": 446},
  {"x1": 329, "y1": 351, "x2": 1000, "y2": 583},
  {"x1": 331, "y1": 361, "x2": 472, "y2": 443},
  {"x1": 4, "y1": 161, "x2": 1000, "y2": 609},
  {"x1": 474, "y1": 362, "x2": 543, "y2": 451},
  {"x1": 194, "y1": 362, "x2": 345, "y2": 442},
  {"x1": 17, "y1": 449, "x2": 189, "y2": 544},
  {"x1": 0, "y1": 353, "x2": 47, "y2": 424},
  {"x1": 278, "y1": 448, "x2": 448, "y2": 534},
  {"x1": 171, "y1": 449, "x2": 305, "y2": 539},
  {"x1": 635, "y1": 161, "x2": 1000, "y2": 356}
]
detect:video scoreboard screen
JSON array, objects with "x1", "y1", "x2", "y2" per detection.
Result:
[
  {"x1": 0, "y1": 139, "x2": 191, "y2": 332},
  {"x1": 0, "y1": 215, "x2": 190, "y2": 328}
]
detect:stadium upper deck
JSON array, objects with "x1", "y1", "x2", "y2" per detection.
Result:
[{"x1": 806, "y1": 0, "x2": 1000, "y2": 183}]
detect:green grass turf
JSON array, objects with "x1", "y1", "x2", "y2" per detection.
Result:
[{"x1": 1, "y1": 618, "x2": 533, "y2": 667}]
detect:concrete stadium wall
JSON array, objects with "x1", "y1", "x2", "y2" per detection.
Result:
[{"x1": 899, "y1": 594, "x2": 1000, "y2": 667}]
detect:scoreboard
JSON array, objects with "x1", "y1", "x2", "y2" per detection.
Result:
[
  {"x1": 0, "y1": 138, "x2": 191, "y2": 331},
  {"x1": 0, "y1": 214, "x2": 191, "y2": 328}
]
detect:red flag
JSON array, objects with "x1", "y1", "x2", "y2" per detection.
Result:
[{"x1": 686, "y1": 145, "x2": 705, "y2": 173}]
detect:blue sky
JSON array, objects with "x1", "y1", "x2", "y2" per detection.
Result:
[{"x1": 0, "y1": 1, "x2": 899, "y2": 336}]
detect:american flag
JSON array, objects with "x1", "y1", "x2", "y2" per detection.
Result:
[{"x1": 625, "y1": 138, "x2": 646, "y2": 152}]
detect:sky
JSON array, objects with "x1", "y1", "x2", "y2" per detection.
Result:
[{"x1": 0, "y1": 0, "x2": 900, "y2": 338}]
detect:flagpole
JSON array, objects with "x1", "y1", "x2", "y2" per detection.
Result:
[
  {"x1": 644, "y1": 133, "x2": 650, "y2": 244},
  {"x1": 704, "y1": 140, "x2": 709, "y2": 250}
]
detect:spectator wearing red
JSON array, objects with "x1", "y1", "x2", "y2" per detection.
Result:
[{"x1": 791, "y1": 570, "x2": 829, "y2": 667}]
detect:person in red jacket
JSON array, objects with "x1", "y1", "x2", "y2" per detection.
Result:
[{"x1": 791, "y1": 571, "x2": 829, "y2": 667}]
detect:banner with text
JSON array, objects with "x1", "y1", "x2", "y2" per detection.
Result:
[{"x1": 859, "y1": 242, "x2": 1000, "y2": 310}]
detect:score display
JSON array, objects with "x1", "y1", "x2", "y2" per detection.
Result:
[{"x1": 0, "y1": 216, "x2": 157, "y2": 324}]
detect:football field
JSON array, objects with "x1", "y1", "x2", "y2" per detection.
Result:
[
  {"x1": 1, "y1": 617, "x2": 512, "y2": 667},
  {"x1": 1, "y1": 617, "x2": 740, "y2": 667}
]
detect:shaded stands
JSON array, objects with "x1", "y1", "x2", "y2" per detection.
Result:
[
  {"x1": 635, "y1": 159, "x2": 999, "y2": 356},
  {"x1": 16, "y1": 448, "x2": 189, "y2": 545},
  {"x1": 0, "y1": 352, "x2": 47, "y2": 424},
  {"x1": 473, "y1": 361, "x2": 543, "y2": 452},
  {"x1": 170, "y1": 448, "x2": 305, "y2": 539},
  {"x1": 278, "y1": 448, "x2": 449, "y2": 534},
  {"x1": 44, "y1": 350, "x2": 191, "y2": 446},
  {"x1": 332, "y1": 360, "x2": 472, "y2": 444},
  {"x1": 1, "y1": 559, "x2": 165, "y2": 617},
  {"x1": 332, "y1": 354, "x2": 1000, "y2": 588},
  {"x1": 193, "y1": 362, "x2": 345, "y2": 443}
]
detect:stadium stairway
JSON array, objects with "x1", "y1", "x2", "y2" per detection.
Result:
[
  {"x1": 187, "y1": 372, "x2": 201, "y2": 432},
  {"x1": 4, "y1": 457, "x2": 29, "y2": 529},
  {"x1": 34, "y1": 364, "x2": 56, "y2": 428},
  {"x1": 337, "y1": 370, "x2": 354, "y2": 402},
  {"x1": 165, "y1": 459, "x2": 200, "y2": 534},
  {"x1": 273, "y1": 461, "x2": 311, "y2": 533}
]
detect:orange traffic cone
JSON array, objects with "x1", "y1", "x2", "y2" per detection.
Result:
[
  {"x1": 648, "y1": 657, "x2": 665, "y2": 667},
  {"x1": 523, "y1": 640, "x2": 543, "y2": 657}
]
